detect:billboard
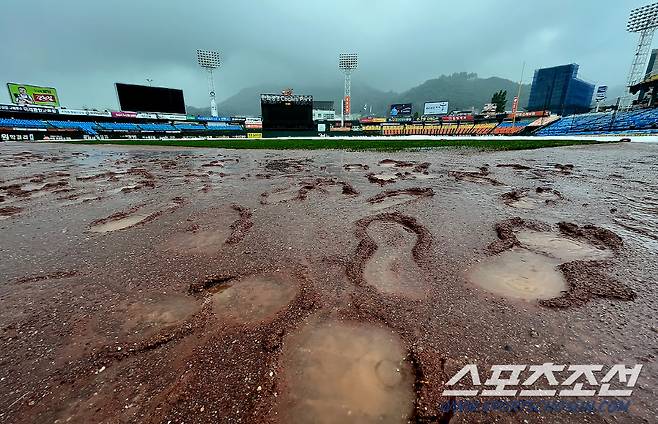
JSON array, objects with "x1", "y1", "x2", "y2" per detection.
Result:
[
  {"x1": 423, "y1": 101, "x2": 448, "y2": 115},
  {"x1": 115, "y1": 83, "x2": 186, "y2": 114},
  {"x1": 7, "y1": 83, "x2": 60, "y2": 107},
  {"x1": 389, "y1": 103, "x2": 412, "y2": 117}
]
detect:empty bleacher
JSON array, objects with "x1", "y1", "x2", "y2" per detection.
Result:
[
  {"x1": 0, "y1": 118, "x2": 49, "y2": 129},
  {"x1": 138, "y1": 123, "x2": 178, "y2": 132},
  {"x1": 97, "y1": 122, "x2": 141, "y2": 132},
  {"x1": 48, "y1": 120, "x2": 100, "y2": 135},
  {"x1": 492, "y1": 120, "x2": 533, "y2": 135},
  {"x1": 536, "y1": 108, "x2": 658, "y2": 136}
]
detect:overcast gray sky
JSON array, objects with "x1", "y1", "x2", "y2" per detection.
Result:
[{"x1": 0, "y1": 0, "x2": 649, "y2": 110}]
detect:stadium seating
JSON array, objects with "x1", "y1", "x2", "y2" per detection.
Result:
[
  {"x1": 536, "y1": 108, "x2": 658, "y2": 136},
  {"x1": 492, "y1": 120, "x2": 533, "y2": 135},
  {"x1": 174, "y1": 122, "x2": 206, "y2": 131},
  {"x1": 0, "y1": 118, "x2": 48, "y2": 129},
  {"x1": 472, "y1": 123, "x2": 497, "y2": 135},
  {"x1": 205, "y1": 124, "x2": 244, "y2": 131},
  {"x1": 48, "y1": 120, "x2": 100, "y2": 135},
  {"x1": 97, "y1": 122, "x2": 140, "y2": 132},
  {"x1": 138, "y1": 123, "x2": 178, "y2": 132}
]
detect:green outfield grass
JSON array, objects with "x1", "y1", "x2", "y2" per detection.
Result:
[{"x1": 59, "y1": 138, "x2": 610, "y2": 151}]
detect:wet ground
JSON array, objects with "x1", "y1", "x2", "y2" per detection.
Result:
[{"x1": 0, "y1": 141, "x2": 657, "y2": 423}]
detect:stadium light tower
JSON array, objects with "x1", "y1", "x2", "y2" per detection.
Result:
[
  {"x1": 624, "y1": 2, "x2": 658, "y2": 108},
  {"x1": 339, "y1": 53, "x2": 358, "y2": 121},
  {"x1": 197, "y1": 49, "x2": 221, "y2": 117}
]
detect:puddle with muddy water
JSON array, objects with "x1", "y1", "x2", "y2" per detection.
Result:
[
  {"x1": 211, "y1": 273, "x2": 296, "y2": 324},
  {"x1": 122, "y1": 294, "x2": 200, "y2": 337},
  {"x1": 88, "y1": 213, "x2": 152, "y2": 233},
  {"x1": 363, "y1": 221, "x2": 425, "y2": 298},
  {"x1": 279, "y1": 320, "x2": 414, "y2": 424},
  {"x1": 165, "y1": 227, "x2": 232, "y2": 255},
  {"x1": 516, "y1": 231, "x2": 611, "y2": 261},
  {"x1": 468, "y1": 249, "x2": 567, "y2": 301}
]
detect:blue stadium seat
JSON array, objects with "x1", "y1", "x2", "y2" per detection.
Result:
[
  {"x1": 138, "y1": 123, "x2": 178, "y2": 132},
  {"x1": 0, "y1": 118, "x2": 48, "y2": 129},
  {"x1": 536, "y1": 109, "x2": 658, "y2": 136},
  {"x1": 48, "y1": 120, "x2": 99, "y2": 135},
  {"x1": 97, "y1": 122, "x2": 140, "y2": 132},
  {"x1": 174, "y1": 122, "x2": 206, "y2": 131}
]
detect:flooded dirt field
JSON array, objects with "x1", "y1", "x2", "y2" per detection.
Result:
[{"x1": 0, "y1": 141, "x2": 657, "y2": 423}]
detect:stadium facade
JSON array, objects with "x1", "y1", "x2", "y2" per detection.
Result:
[{"x1": 527, "y1": 64, "x2": 595, "y2": 116}]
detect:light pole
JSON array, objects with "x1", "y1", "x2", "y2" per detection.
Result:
[
  {"x1": 339, "y1": 53, "x2": 358, "y2": 123},
  {"x1": 623, "y1": 2, "x2": 658, "y2": 109},
  {"x1": 197, "y1": 49, "x2": 221, "y2": 117}
]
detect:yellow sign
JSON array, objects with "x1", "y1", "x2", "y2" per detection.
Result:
[{"x1": 248, "y1": 132, "x2": 263, "y2": 139}]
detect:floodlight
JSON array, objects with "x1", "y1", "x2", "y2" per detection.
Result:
[
  {"x1": 623, "y1": 2, "x2": 658, "y2": 108},
  {"x1": 197, "y1": 49, "x2": 221, "y2": 69},
  {"x1": 338, "y1": 53, "x2": 358, "y2": 121},
  {"x1": 339, "y1": 53, "x2": 358, "y2": 71},
  {"x1": 196, "y1": 49, "x2": 221, "y2": 117}
]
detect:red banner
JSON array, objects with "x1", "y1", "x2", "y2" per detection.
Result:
[
  {"x1": 343, "y1": 96, "x2": 351, "y2": 117},
  {"x1": 512, "y1": 96, "x2": 519, "y2": 114}
]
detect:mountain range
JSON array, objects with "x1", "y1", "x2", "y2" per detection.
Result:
[{"x1": 187, "y1": 72, "x2": 531, "y2": 117}]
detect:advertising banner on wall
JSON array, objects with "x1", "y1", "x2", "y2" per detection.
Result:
[
  {"x1": 0, "y1": 103, "x2": 59, "y2": 114},
  {"x1": 111, "y1": 111, "x2": 137, "y2": 118},
  {"x1": 59, "y1": 109, "x2": 89, "y2": 116},
  {"x1": 86, "y1": 110, "x2": 112, "y2": 117},
  {"x1": 343, "y1": 96, "x2": 351, "y2": 117},
  {"x1": 136, "y1": 112, "x2": 158, "y2": 119},
  {"x1": 156, "y1": 113, "x2": 186, "y2": 121},
  {"x1": 389, "y1": 103, "x2": 412, "y2": 117},
  {"x1": 423, "y1": 101, "x2": 449, "y2": 115},
  {"x1": 442, "y1": 114, "x2": 473, "y2": 122},
  {"x1": 7, "y1": 83, "x2": 60, "y2": 107}
]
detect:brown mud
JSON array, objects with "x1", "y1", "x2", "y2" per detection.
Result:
[{"x1": 0, "y1": 142, "x2": 656, "y2": 424}]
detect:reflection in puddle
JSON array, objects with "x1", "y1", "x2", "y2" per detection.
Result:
[
  {"x1": 280, "y1": 321, "x2": 414, "y2": 424},
  {"x1": 211, "y1": 274, "x2": 296, "y2": 323},
  {"x1": 468, "y1": 249, "x2": 567, "y2": 301},
  {"x1": 516, "y1": 231, "x2": 611, "y2": 261},
  {"x1": 363, "y1": 221, "x2": 425, "y2": 298}
]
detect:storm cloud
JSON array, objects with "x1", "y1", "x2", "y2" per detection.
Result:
[{"x1": 0, "y1": 0, "x2": 647, "y2": 110}]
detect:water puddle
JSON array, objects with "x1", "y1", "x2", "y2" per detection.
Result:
[
  {"x1": 165, "y1": 227, "x2": 232, "y2": 255},
  {"x1": 122, "y1": 295, "x2": 200, "y2": 337},
  {"x1": 516, "y1": 231, "x2": 611, "y2": 261},
  {"x1": 211, "y1": 273, "x2": 296, "y2": 324},
  {"x1": 279, "y1": 320, "x2": 414, "y2": 424},
  {"x1": 363, "y1": 221, "x2": 425, "y2": 298},
  {"x1": 88, "y1": 212, "x2": 152, "y2": 233},
  {"x1": 468, "y1": 249, "x2": 567, "y2": 301}
]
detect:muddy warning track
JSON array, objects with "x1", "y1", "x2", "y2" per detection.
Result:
[{"x1": 0, "y1": 142, "x2": 656, "y2": 424}]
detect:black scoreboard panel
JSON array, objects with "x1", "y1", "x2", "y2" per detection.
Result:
[
  {"x1": 115, "y1": 83, "x2": 185, "y2": 114},
  {"x1": 261, "y1": 94, "x2": 314, "y2": 131}
]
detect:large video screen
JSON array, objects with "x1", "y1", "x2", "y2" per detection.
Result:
[
  {"x1": 261, "y1": 94, "x2": 314, "y2": 131},
  {"x1": 115, "y1": 83, "x2": 185, "y2": 114},
  {"x1": 389, "y1": 103, "x2": 412, "y2": 117}
]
